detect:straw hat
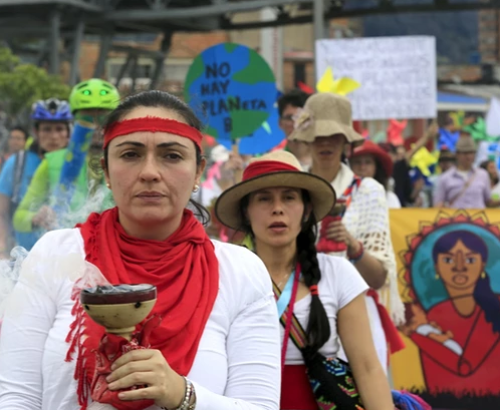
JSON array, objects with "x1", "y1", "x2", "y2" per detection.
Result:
[
  {"x1": 455, "y1": 136, "x2": 477, "y2": 153},
  {"x1": 288, "y1": 93, "x2": 364, "y2": 146},
  {"x1": 351, "y1": 140, "x2": 394, "y2": 178},
  {"x1": 214, "y1": 151, "x2": 336, "y2": 230}
]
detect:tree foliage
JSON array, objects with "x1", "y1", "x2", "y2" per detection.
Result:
[{"x1": 0, "y1": 47, "x2": 70, "y2": 121}]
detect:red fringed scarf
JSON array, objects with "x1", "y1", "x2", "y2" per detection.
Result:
[{"x1": 66, "y1": 207, "x2": 219, "y2": 409}]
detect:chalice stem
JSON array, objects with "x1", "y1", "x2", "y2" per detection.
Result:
[{"x1": 105, "y1": 326, "x2": 136, "y2": 341}]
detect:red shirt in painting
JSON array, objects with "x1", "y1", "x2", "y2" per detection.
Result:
[{"x1": 411, "y1": 298, "x2": 500, "y2": 397}]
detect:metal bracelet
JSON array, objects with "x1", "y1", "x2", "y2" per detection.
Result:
[{"x1": 163, "y1": 378, "x2": 196, "y2": 410}]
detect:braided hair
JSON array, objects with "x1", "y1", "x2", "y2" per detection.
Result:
[{"x1": 240, "y1": 190, "x2": 331, "y2": 355}]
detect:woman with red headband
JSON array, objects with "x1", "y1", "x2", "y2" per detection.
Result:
[
  {"x1": 214, "y1": 151, "x2": 395, "y2": 410},
  {"x1": 0, "y1": 91, "x2": 281, "y2": 410}
]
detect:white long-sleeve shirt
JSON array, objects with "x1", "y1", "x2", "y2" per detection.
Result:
[{"x1": 0, "y1": 228, "x2": 281, "y2": 410}]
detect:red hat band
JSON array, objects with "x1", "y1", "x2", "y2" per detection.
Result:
[{"x1": 243, "y1": 160, "x2": 300, "y2": 181}]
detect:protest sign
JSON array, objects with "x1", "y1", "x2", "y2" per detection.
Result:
[
  {"x1": 184, "y1": 43, "x2": 276, "y2": 141},
  {"x1": 316, "y1": 36, "x2": 437, "y2": 121},
  {"x1": 218, "y1": 107, "x2": 285, "y2": 155}
]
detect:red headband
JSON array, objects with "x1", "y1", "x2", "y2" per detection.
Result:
[
  {"x1": 243, "y1": 160, "x2": 299, "y2": 181},
  {"x1": 104, "y1": 116, "x2": 203, "y2": 150}
]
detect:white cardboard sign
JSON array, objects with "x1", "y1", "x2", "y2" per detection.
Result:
[{"x1": 316, "y1": 36, "x2": 437, "y2": 121}]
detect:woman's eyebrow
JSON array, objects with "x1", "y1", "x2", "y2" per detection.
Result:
[
  {"x1": 157, "y1": 142, "x2": 188, "y2": 149},
  {"x1": 114, "y1": 141, "x2": 188, "y2": 149},
  {"x1": 115, "y1": 141, "x2": 144, "y2": 148}
]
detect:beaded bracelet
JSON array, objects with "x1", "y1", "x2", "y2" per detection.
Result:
[
  {"x1": 162, "y1": 377, "x2": 196, "y2": 410},
  {"x1": 348, "y1": 241, "x2": 364, "y2": 264}
]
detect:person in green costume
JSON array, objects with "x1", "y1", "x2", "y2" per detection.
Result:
[{"x1": 13, "y1": 79, "x2": 120, "y2": 233}]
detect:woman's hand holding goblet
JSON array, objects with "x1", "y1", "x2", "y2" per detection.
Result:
[{"x1": 107, "y1": 349, "x2": 186, "y2": 409}]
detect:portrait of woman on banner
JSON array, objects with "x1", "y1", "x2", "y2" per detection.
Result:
[{"x1": 402, "y1": 229, "x2": 500, "y2": 399}]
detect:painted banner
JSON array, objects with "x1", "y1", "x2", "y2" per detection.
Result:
[
  {"x1": 315, "y1": 36, "x2": 437, "y2": 121},
  {"x1": 390, "y1": 208, "x2": 500, "y2": 410},
  {"x1": 184, "y1": 42, "x2": 276, "y2": 141}
]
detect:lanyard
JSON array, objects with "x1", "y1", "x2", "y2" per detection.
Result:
[
  {"x1": 277, "y1": 267, "x2": 301, "y2": 372},
  {"x1": 276, "y1": 270, "x2": 296, "y2": 318},
  {"x1": 341, "y1": 175, "x2": 362, "y2": 209}
]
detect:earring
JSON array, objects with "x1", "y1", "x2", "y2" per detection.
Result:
[
  {"x1": 193, "y1": 185, "x2": 200, "y2": 193},
  {"x1": 481, "y1": 272, "x2": 486, "y2": 279},
  {"x1": 106, "y1": 183, "x2": 111, "y2": 189},
  {"x1": 435, "y1": 274, "x2": 440, "y2": 280}
]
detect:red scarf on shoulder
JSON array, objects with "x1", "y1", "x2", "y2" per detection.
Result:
[{"x1": 67, "y1": 207, "x2": 219, "y2": 409}]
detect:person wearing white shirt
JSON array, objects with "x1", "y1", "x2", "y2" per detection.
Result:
[
  {"x1": 0, "y1": 91, "x2": 281, "y2": 410},
  {"x1": 215, "y1": 150, "x2": 395, "y2": 410},
  {"x1": 287, "y1": 93, "x2": 405, "y2": 373}
]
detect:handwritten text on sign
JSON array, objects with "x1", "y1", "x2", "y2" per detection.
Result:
[
  {"x1": 184, "y1": 43, "x2": 276, "y2": 140},
  {"x1": 201, "y1": 62, "x2": 267, "y2": 133},
  {"x1": 316, "y1": 36, "x2": 437, "y2": 120}
]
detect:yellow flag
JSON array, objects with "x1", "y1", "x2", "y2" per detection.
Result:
[
  {"x1": 449, "y1": 111, "x2": 465, "y2": 129},
  {"x1": 409, "y1": 146, "x2": 438, "y2": 177},
  {"x1": 316, "y1": 67, "x2": 361, "y2": 96}
]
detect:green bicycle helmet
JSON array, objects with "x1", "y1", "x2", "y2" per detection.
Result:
[{"x1": 69, "y1": 79, "x2": 120, "y2": 113}]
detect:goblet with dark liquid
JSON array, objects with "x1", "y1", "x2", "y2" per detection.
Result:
[{"x1": 80, "y1": 284, "x2": 157, "y2": 341}]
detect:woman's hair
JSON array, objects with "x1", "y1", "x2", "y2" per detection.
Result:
[
  {"x1": 480, "y1": 159, "x2": 499, "y2": 186},
  {"x1": 277, "y1": 89, "x2": 309, "y2": 117},
  {"x1": 240, "y1": 190, "x2": 331, "y2": 354},
  {"x1": 101, "y1": 90, "x2": 209, "y2": 224},
  {"x1": 480, "y1": 160, "x2": 491, "y2": 171},
  {"x1": 373, "y1": 158, "x2": 389, "y2": 190},
  {"x1": 432, "y1": 230, "x2": 500, "y2": 333}
]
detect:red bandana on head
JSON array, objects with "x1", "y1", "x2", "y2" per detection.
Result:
[
  {"x1": 67, "y1": 207, "x2": 219, "y2": 409},
  {"x1": 103, "y1": 116, "x2": 204, "y2": 151}
]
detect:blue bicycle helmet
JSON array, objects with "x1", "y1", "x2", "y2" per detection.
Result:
[{"x1": 31, "y1": 98, "x2": 73, "y2": 122}]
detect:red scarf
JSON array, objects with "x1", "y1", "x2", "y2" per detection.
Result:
[{"x1": 67, "y1": 207, "x2": 219, "y2": 408}]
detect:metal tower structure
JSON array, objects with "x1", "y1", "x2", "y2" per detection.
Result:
[{"x1": 0, "y1": 0, "x2": 499, "y2": 89}]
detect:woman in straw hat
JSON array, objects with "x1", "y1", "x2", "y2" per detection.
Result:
[
  {"x1": 288, "y1": 93, "x2": 405, "y2": 372},
  {"x1": 349, "y1": 140, "x2": 401, "y2": 209},
  {"x1": 214, "y1": 150, "x2": 395, "y2": 410},
  {"x1": 0, "y1": 91, "x2": 281, "y2": 410}
]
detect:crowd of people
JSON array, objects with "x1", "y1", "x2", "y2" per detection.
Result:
[{"x1": 0, "y1": 78, "x2": 485, "y2": 410}]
